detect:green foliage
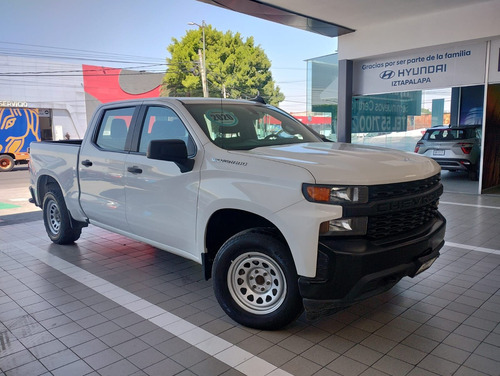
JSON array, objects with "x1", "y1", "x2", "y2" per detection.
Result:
[{"x1": 162, "y1": 26, "x2": 285, "y2": 106}]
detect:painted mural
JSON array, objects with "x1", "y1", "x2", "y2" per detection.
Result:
[{"x1": 0, "y1": 108, "x2": 40, "y2": 156}]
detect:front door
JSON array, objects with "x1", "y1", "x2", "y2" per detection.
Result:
[{"x1": 124, "y1": 105, "x2": 200, "y2": 257}]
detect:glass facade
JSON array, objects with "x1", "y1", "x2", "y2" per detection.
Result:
[
  {"x1": 352, "y1": 89, "x2": 451, "y2": 152},
  {"x1": 306, "y1": 54, "x2": 339, "y2": 141}
]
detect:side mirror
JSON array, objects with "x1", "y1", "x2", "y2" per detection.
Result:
[{"x1": 147, "y1": 139, "x2": 194, "y2": 172}]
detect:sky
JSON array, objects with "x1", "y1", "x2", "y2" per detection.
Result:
[{"x1": 1, "y1": 0, "x2": 338, "y2": 113}]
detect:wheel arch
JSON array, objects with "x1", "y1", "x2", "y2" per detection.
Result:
[
  {"x1": 202, "y1": 208, "x2": 290, "y2": 280},
  {"x1": 36, "y1": 174, "x2": 61, "y2": 206}
]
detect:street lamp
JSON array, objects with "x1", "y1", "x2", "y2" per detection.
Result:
[{"x1": 188, "y1": 20, "x2": 208, "y2": 97}]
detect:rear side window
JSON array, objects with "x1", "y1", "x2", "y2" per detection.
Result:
[{"x1": 95, "y1": 107, "x2": 135, "y2": 151}]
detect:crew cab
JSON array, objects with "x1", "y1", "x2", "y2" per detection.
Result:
[{"x1": 29, "y1": 98, "x2": 446, "y2": 329}]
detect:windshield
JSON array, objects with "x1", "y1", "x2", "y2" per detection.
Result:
[{"x1": 183, "y1": 102, "x2": 320, "y2": 150}]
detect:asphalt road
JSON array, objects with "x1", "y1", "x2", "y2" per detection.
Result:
[{"x1": 0, "y1": 166, "x2": 42, "y2": 226}]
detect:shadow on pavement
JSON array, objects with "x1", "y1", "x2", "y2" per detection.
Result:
[{"x1": 0, "y1": 211, "x2": 43, "y2": 226}]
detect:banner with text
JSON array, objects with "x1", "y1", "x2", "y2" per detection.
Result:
[
  {"x1": 353, "y1": 42, "x2": 487, "y2": 95},
  {"x1": 351, "y1": 91, "x2": 421, "y2": 133}
]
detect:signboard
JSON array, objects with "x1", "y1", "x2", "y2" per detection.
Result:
[
  {"x1": 0, "y1": 100, "x2": 28, "y2": 108},
  {"x1": 351, "y1": 91, "x2": 421, "y2": 133},
  {"x1": 353, "y1": 42, "x2": 487, "y2": 95}
]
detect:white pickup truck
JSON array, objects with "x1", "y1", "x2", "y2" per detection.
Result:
[{"x1": 29, "y1": 98, "x2": 446, "y2": 329}]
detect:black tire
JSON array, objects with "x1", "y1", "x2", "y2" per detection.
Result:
[
  {"x1": 0, "y1": 155, "x2": 15, "y2": 172},
  {"x1": 42, "y1": 188, "x2": 82, "y2": 244},
  {"x1": 212, "y1": 228, "x2": 303, "y2": 330}
]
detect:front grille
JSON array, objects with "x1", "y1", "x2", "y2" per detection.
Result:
[
  {"x1": 367, "y1": 202, "x2": 439, "y2": 239},
  {"x1": 366, "y1": 174, "x2": 441, "y2": 239},
  {"x1": 369, "y1": 174, "x2": 441, "y2": 201}
]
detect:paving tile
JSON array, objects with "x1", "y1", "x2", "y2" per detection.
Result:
[
  {"x1": 71, "y1": 338, "x2": 109, "y2": 358},
  {"x1": 51, "y1": 360, "x2": 94, "y2": 376},
  {"x1": 97, "y1": 358, "x2": 140, "y2": 376},
  {"x1": 280, "y1": 355, "x2": 322, "y2": 376},
  {"x1": 344, "y1": 344, "x2": 384, "y2": 366},
  {"x1": 387, "y1": 343, "x2": 426, "y2": 365},
  {"x1": 417, "y1": 354, "x2": 460, "y2": 376},
  {"x1": 2, "y1": 359, "x2": 48, "y2": 376},
  {"x1": 142, "y1": 357, "x2": 186, "y2": 376},
  {"x1": 372, "y1": 355, "x2": 413, "y2": 376},
  {"x1": 302, "y1": 344, "x2": 340, "y2": 366},
  {"x1": 257, "y1": 344, "x2": 296, "y2": 367},
  {"x1": 327, "y1": 355, "x2": 369, "y2": 376},
  {"x1": 128, "y1": 347, "x2": 166, "y2": 369},
  {"x1": 39, "y1": 348, "x2": 80, "y2": 371},
  {"x1": 2, "y1": 196, "x2": 500, "y2": 376},
  {"x1": 442, "y1": 333, "x2": 480, "y2": 352},
  {"x1": 84, "y1": 348, "x2": 123, "y2": 370},
  {"x1": 361, "y1": 334, "x2": 398, "y2": 354},
  {"x1": 188, "y1": 356, "x2": 231, "y2": 376}
]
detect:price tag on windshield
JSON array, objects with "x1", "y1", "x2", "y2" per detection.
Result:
[{"x1": 206, "y1": 110, "x2": 238, "y2": 127}]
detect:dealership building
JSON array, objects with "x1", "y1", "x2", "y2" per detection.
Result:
[
  {"x1": 2, "y1": 0, "x2": 500, "y2": 193},
  {"x1": 200, "y1": 0, "x2": 500, "y2": 194}
]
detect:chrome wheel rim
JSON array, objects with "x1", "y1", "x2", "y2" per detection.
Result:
[
  {"x1": 227, "y1": 252, "x2": 286, "y2": 315},
  {"x1": 46, "y1": 199, "x2": 61, "y2": 235}
]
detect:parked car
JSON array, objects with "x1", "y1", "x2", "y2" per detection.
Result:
[
  {"x1": 29, "y1": 97, "x2": 446, "y2": 329},
  {"x1": 414, "y1": 125, "x2": 481, "y2": 180}
]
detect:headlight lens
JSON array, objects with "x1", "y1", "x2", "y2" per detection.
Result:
[
  {"x1": 303, "y1": 184, "x2": 368, "y2": 204},
  {"x1": 321, "y1": 217, "x2": 368, "y2": 236}
]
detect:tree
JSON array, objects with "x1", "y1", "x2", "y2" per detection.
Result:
[{"x1": 162, "y1": 26, "x2": 285, "y2": 106}]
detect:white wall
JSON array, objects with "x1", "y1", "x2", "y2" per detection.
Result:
[
  {"x1": 0, "y1": 55, "x2": 87, "y2": 138},
  {"x1": 338, "y1": 1, "x2": 500, "y2": 60}
]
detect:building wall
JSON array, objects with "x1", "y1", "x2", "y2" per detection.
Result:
[
  {"x1": 338, "y1": 1, "x2": 500, "y2": 60},
  {"x1": 0, "y1": 56, "x2": 163, "y2": 140},
  {"x1": 0, "y1": 55, "x2": 87, "y2": 139}
]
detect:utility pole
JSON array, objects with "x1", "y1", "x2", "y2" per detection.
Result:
[
  {"x1": 198, "y1": 49, "x2": 208, "y2": 98},
  {"x1": 189, "y1": 20, "x2": 208, "y2": 97}
]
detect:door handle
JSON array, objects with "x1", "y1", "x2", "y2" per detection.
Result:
[
  {"x1": 81, "y1": 159, "x2": 93, "y2": 167},
  {"x1": 127, "y1": 166, "x2": 143, "y2": 174}
]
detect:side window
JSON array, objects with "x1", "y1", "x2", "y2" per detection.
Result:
[
  {"x1": 95, "y1": 107, "x2": 135, "y2": 151},
  {"x1": 139, "y1": 106, "x2": 194, "y2": 155}
]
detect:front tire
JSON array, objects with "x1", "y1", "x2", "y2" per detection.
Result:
[
  {"x1": 43, "y1": 188, "x2": 82, "y2": 244},
  {"x1": 0, "y1": 155, "x2": 14, "y2": 172},
  {"x1": 212, "y1": 228, "x2": 303, "y2": 330}
]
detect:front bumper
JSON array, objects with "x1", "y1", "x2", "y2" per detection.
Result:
[{"x1": 299, "y1": 212, "x2": 446, "y2": 320}]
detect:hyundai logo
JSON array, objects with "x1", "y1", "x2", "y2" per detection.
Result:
[{"x1": 380, "y1": 70, "x2": 395, "y2": 79}]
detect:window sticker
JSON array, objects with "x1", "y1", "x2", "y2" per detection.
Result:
[{"x1": 205, "y1": 110, "x2": 239, "y2": 127}]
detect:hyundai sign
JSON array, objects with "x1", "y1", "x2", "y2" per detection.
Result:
[{"x1": 353, "y1": 42, "x2": 487, "y2": 95}]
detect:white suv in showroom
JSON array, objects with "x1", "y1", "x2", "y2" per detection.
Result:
[{"x1": 414, "y1": 125, "x2": 481, "y2": 180}]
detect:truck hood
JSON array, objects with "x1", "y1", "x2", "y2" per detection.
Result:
[{"x1": 242, "y1": 142, "x2": 440, "y2": 185}]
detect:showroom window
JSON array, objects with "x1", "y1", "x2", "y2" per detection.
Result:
[{"x1": 351, "y1": 89, "x2": 451, "y2": 152}]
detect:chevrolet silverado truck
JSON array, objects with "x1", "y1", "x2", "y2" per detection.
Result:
[{"x1": 29, "y1": 98, "x2": 446, "y2": 329}]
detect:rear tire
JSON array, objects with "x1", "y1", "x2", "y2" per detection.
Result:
[
  {"x1": 0, "y1": 155, "x2": 14, "y2": 172},
  {"x1": 43, "y1": 187, "x2": 82, "y2": 244},
  {"x1": 212, "y1": 228, "x2": 303, "y2": 330}
]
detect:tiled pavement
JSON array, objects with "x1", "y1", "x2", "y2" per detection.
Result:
[{"x1": 1, "y1": 191, "x2": 499, "y2": 376}]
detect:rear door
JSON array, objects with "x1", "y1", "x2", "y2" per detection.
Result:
[
  {"x1": 124, "y1": 105, "x2": 200, "y2": 257},
  {"x1": 79, "y1": 105, "x2": 139, "y2": 231}
]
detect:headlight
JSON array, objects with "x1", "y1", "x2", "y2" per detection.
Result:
[
  {"x1": 302, "y1": 184, "x2": 368, "y2": 204},
  {"x1": 319, "y1": 217, "x2": 368, "y2": 236}
]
